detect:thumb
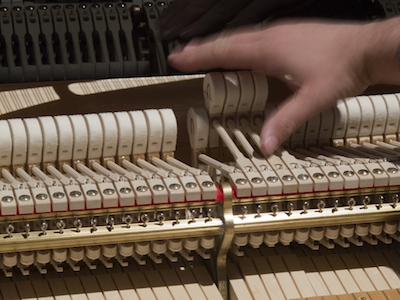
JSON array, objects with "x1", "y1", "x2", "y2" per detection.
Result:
[{"x1": 260, "y1": 81, "x2": 338, "y2": 155}]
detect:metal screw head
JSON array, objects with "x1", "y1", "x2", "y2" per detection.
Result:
[
  {"x1": 282, "y1": 175, "x2": 293, "y2": 181},
  {"x1": 70, "y1": 190, "x2": 82, "y2": 198},
  {"x1": 136, "y1": 185, "x2": 149, "y2": 192},
  {"x1": 103, "y1": 188, "x2": 115, "y2": 195},
  {"x1": 185, "y1": 182, "x2": 197, "y2": 189},
  {"x1": 313, "y1": 173, "x2": 325, "y2": 179},
  {"x1": 169, "y1": 183, "x2": 181, "y2": 190},
  {"x1": 1, "y1": 196, "x2": 13, "y2": 203},
  {"x1": 372, "y1": 168, "x2": 384, "y2": 175},
  {"x1": 52, "y1": 192, "x2": 65, "y2": 199},
  {"x1": 251, "y1": 177, "x2": 263, "y2": 184},
  {"x1": 235, "y1": 178, "x2": 247, "y2": 185},
  {"x1": 153, "y1": 184, "x2": 165, "y2": 191},
  {"x1": 202, "y1": 181, "x2": 214, "y2": 188},
  {"x1": 328, "y1": 171, "x2": 339, "y2": 178},
  {"x1": 36, "y1": 193, "x2": 48, "y2": 200},
  {"x1": 86, "y1": 189, "x2": 99, "y2": 196},
  {"x1": 267, "y1": 176, "x2": 278, "y2": 183},
  {"x1": 297, "y1": 174, "x2": 309, "y2": 181},
  {"x1": 343, "y1": 170, "x2": 355, "y2": 177},
  {"x1": 357, "y1": 169, "x2": 369, "y2": 176},
  {"x1": 144, "y1": 2, "x2": 152, "y2": 7},
  {"x1": 119, "y1": 187, "x2": 132, "y2": 194},
  {"x1": 19, "y1": 194, "x2": 31, "y2": 201},
  {"x1": 388, "y1": 167, "x2": 399, "y2": 174}
]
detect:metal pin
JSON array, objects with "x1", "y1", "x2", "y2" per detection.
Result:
[
  {"x1": 271, "y1": 204, "x2": 279, "y2": 217},
  {"x1": 256, "y1": 205, "x2": 262, "y2": 218},
  {"x1": 106, "y1": 216, "x2": 115, "y2": 231},
  {"x1": 392, "y1": 194, "x2": 399, "y2": 208},
  {"x1": 6, "y1": 224, "x2": 14, "y2": 238},
  {"x1": 287, "y1": 202, "x2": 294, "y2": 216},
  {"x1": 333, "y1": 199, "x2": 340, "y2": 212},
  {"x1": 90, "y1": 217, "x2": 97, "y2": 232},
  {"x1": 302, "y1": 201, "x2": 309, "y2": 214},
  {"x1": 241, "y1": 206, "x2": 247, "y2": 219},
  {"x1": 317, "y1": 200, "x2": 325, "y2": 213},
  {"x1": 158, "y1": 212, "x2": 165, "y2": 225},
  {"x1": 190, "y1": 209, "x2": 196, "y2": 223},
  {"x1": 40, "y1": 222, "x2": 48, "y2": 236},
  {"x1": 363, "y1": 196, "x2": 370, "y2": 209},
  {"x1": 57, "y1": 220, "x2": 65, "y2": 234},
  {"x1": 24, "y1": 223, "x2": 30, "y2": 238},
  {"x1": 174, "y1": 211, "x2": 180, "y2": 225},
  {"x1": 378, "y1": 195, "x2": 384, "y2": 209},
  {"x1": 207, "y1": 208, "x2": 213, "y2": 221},
  {"x1": 347, "y1": 198, "x2": 356, "y2": 210},
  {"x1": 123, "y1": 214, "x2": 133, "y2": 228},
  {"x1": 74, "y1": 219, "x2": 82, "y2": 232},
  {"x1": 141, "y1": 213, "x2": 149, "y2": 227}
]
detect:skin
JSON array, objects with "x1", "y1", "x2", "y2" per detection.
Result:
[{"x1": 167, "y1": 17, "x2": 400, "y2": 155}]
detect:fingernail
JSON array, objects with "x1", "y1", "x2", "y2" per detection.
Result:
[{"x1": 261, "y1": 136, "x2": 278, "y2": 156}]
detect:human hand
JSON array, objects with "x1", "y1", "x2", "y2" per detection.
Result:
[
  {"x1": 160, "y1": 0, "x2": 310, "y2": 42},
  {"x1": 168, "y1": 19, "x2": 400, "y2": 154}
]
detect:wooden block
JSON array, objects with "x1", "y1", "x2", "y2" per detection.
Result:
[
  {"x1": 48, "y1": 278, "x2": 73, "y2": 300},
  {"x1": 307, "y1": 297, "x2": 323, "y2": 300},
  {"x1": 322, "y1": 296, "x2": 339, "y2": 300},
  {"x1": 353, "y1": 292, "x2": 371, "y2": 300},
  {"x1": 355, "y1": 252, "x2": 390, "y2": 291},
  {"x1": 340, "y1": 253, "x2": 375, "y2": 292},
  {"x1": 15, "y1": 281, "x2": 38, "y2": 300},
  {"x1": 227, "y1": 262, "x2": 253, "y2": 300},
  {"x1": 0, "y1": 282, "x2": 22, "y2": 300},
  {"x1": 267, "y1": 255, "x2": 301, "y2": 300},
  {"x1": 311, "y1": 256, "x2": 346, "y2": 295},
  {"x1": 282, "y1": 254, "x2": 316, "y2": 298},
  {"x1": 144, "y1": 270, "x2": 174, "y2": 300},
  {"x1": 380, "y1": 250, "x2": 400, "y2": 288},
  {"x1": 63, "y1": 277, "x2": 89, "y2": 300},
  {"x1": 96, "y1": 274, "x2": 122, "y2": 300},
  {"x1": 79, "y1": 275, "x2": 106, "y2": 300},
  {"x1": 367, "y1": 291, "x2": 388, "y2": 300},
  {"x1": 110, "y1": 273, "x2": 140, "y2": 300},
  {"x1": 336, "y1": 295, "x2": 355, "y2": 300},
  {"x1": 383, "y1": 289, "x2": 400, "y2": 300},
  {"x1": 191, "y1": 266, "x2": 224, "y2": 300},
  {"x1": 159, "y1": 268, "x2": 191, "y2": 300},
  {"x1": 175, "y1": 268, "x2": 208, "y2": 300},
  {"x1": 325, "y1": 254, "x2": 360, "y2": 294},
  {"x1": 252, "y1": 257, "x2": 285, "y2": 300},
  {"x1": 31, "y1": 279, "x2": 55, "y2": 300},
  {"x1": 128, "y1": 271, "x2": 157, "y2": 300},
  {"x1": 237, "y1": 257, "x2": 270, "y2": 299},
  {"x1": 300, "y1": 256, "x2": 330, "y2": 296}
]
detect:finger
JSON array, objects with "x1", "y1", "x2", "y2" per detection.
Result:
[
  {"x1": 160, "y1": 0, "x2": 218, "y2": 41},
  {"x1": 178, "y1": 0, "x2": 252, "y2": 41},
  {"x1": 168, "y1": 29, "x2": 265, "y2": 72},
  {"x1": 260, "y1": 80, "x2": 339, "y2": 155}
]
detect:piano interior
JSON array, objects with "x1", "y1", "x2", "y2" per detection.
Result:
[{"x1": 1, "y1": 1, "x2": 400, "y2": 300}]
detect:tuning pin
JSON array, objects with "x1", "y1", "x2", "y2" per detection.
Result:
[
  {"x1": 271, "y1": 204, "x2": 279, "y2": 217},
  {"x1": 141, "y1": 213, "x2": 149, "y2": 227},
  {"x1": 6, "y1": 223, "x2": 14, "y2": 238},
  {"x1": 332, "y1": 199, "x2": 339, "y2": 213},
  {"x1": 241, "y1": 206, "x2": 247, "y2": 219},
  {"x1": 347, "y1": 198, "x2": 356, "y2": 210},
  {"x1": 287, "y1": 202, "x2": 294, "y2": 216},
  {"x1": 378, "y1": 195, "x2": 384, "y2": 209},
  {"x1": 206, "y1": 208, "x2": 213, "y2": 222},
  {"x1": 255, "y1": 205, "x2": 262, "y2": 218},
  {"x1": 302, "y1": 201, "x2": 309, "y2": 214},
  {"x1": 363, "y1": 196, "x2": 370, "y2": 209},
  {"x1": 158, "y1": 212, "x2": 165, "y2": 226},
  {"x1": 106, "y1": 216, "x2": 115, "y2": 231},
  {"x1": 24, "y1": 223, "x2": 31, "y2": 238},
  {"x1": 41, "y1": 222, "x2": 48, "y2": 236},
  {"x1": 74, "y1": 219, "x2": 82, "y2": 233},
  {"x1": 174, "y1": 211, "x2": 180, "y2": 225},
  {"x1": 123, "y1": 214, "x2": 133, "y2": 228},
  {"x1": 90, "y1": 217, "x2": 97, "y2": 233},
  {"x1": 317, "y1": 200, "x2": 325, "y2": 213},
  {"x1": 392, "y1": 194, "x2": 399, "y2": 208},
  {"x1": 57, "y1": 219, "x2": 65, "y2": 234}
]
